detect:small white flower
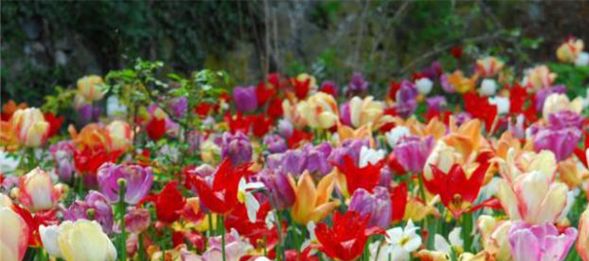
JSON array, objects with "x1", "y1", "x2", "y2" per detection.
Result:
[
  {"x1": 385, "y1": 220, "x2": 422, "y2": 261},
  {"x1": 415, "y1": 78, "x2": 433, "y2": 95},
  {"x1": 238, "y1": 178, "x2": 265, "y2": 223},
  {"x1": 385, "y1": 126, "x2": 410, "y2": 149},
  {"x1": 359, "y1": 146, "x2": 385, "y2": 167},
  {"x1": 479, "y1": 78, "x2": 497, "y2": 96},
  {"x1": 434, "y1": 227, "x2": 463, "y2": 254},
  {"x1": 575, "y1": 52, "x2": 589, "y2": 66},
  {"x1": 488, "y1": 96, "x2": 510, "y2": 115}
]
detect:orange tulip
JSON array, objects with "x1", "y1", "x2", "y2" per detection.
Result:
[{"x1": 289, "y1": 171, "x2": 339, "y2": 224}]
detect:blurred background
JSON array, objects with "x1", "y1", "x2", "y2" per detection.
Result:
[{"x1": 2, "y1": 0, "x2": 589, "y2": 105}]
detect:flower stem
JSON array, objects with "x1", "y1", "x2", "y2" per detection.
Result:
[
  {"x1": 461, "y1": 212, "x2": 473, "y2": 253},
  {"x1": 274, "y1": 211, "x2": 284, "y2": 261},
  {"x1": 117, "y1": 179, "x2": 128, "y2": 261},
  {"x1": 220, "y1": 215, "x2": 226, "y2": 261}
]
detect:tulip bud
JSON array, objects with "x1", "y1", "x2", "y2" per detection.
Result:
[
  {"x1": 16, "y1": 168, "x2": 59, "y2": 212},
  {"x1": 10, "y1": 108, "x2": 50, "y2": 147},
  {"x1": 77, "y1": 75, "x2": 106, "y2": 102},
  {"x1": 0, "y1": 204, "x2": 30, "y2": 261}
]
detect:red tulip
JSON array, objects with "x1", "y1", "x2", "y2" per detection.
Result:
[
  {"x1": 390, "y1": 183, "x2": 408, "y2": 223},
  {"x1": 43, "y1": 112, "x2": 64, "y2": 138},
  {"x1": 291, "y1": 78, "x2": 311, "y2": 100},
  {"x1": 225, "y1": 112, "x2": 251, "y2": 134},
  {"x1": 250, "y1": 115, "x2": 272, "y2": 138},
  {"x1": 188, "y1": 159, "x2": 251, "y2": 215},
  {"x1": 151, "y1": 181, "x2": 185, "y2": 223},
  {"x1": 574, "y1": 131, "x2": 589, "y2": 168},
  {"x1": 266, "y1": 98, "x2": 284, "y2": 120},
  {"x1": 225, "y1": 201, "x2": 278, "y2": 248},
  {"x1": 423, "y1": 162, "x2": 490, "y2": 218},
  {"x1": 315, "y1": 211, "x2": 370, "y2": 261},
  {"x1": 463, "y1": 92, "x2": 498, "y2": 132},
  {"x1": 336, "y1": 156, "x2": 385, "y2": 195},
  {"x1": 146, "y1": 117, "x2": 166, "y2": 141}
]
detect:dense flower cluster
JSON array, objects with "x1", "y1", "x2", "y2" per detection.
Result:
[{"x1": 1, "y1": 37, "x2": 589, "y2": 261}]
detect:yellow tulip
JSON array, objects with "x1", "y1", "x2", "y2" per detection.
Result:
[
  {"x1": 542, "y1": 93, "x2": 584, "y2": 118},
  {"x1": 403, "y1": 195, "x2": 440, "y2": 222},
  {"x1": 558, "y1": 159, "x2": 589, "y2": 188},
  {"x1": 523, "y1": 65, "x2": 556, "y2": 91},
  {"x1": 296, "y1": 92, "x2": 339, "y2": 130},
  {"x1": 496, "y1": 170, "x2": 568, "y2": 224},
  {"x1": 77, "y1": 75, "x2": 106, "y2": 102},
  {"x1": 57, "y1": 220, "x2": 117, "y2": 261},
  {"x1": 289, "y1": 171, "x2": 339, "y2": 224},
  {"x1": 447, "y1": 70, "x2": 477, "y2": 94},
  {"x1": 556, "y1": 38, "x2": 584, "y2": 63},
  {"x1": 348, "y1": 96, "x2": 391, "y2": 129},
  {"x1": 107, "y1": 120, "x2": 133, "y2": 152},
  {"x1": 336, "y1": 123, "x2": 373, "y2": 146},
  {"x1": 10, "y1": 108, "x2": 49, "y2": 147}
]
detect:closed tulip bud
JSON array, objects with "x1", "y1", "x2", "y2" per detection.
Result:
[
  {"x1": 556, "y1": 38, "x2": 584, "y2": 63},
  {"x1": 10, "y1": 108, "x2": 50, "y2": 147},
  {"x1": 77, "y1": 75, "x2": 106, "y2": 102},
  {"x1": 15, "y1": 167, "x2": 60, "y2": 212},
  {"x1": 348, "y1": 187, "x2": 392, "y2": 229},
  {"x1": 106, "y1": 120, "x2": 133, "y2": 152},
  {"x1": 232, "y1": 86, "x2": 258, "y2": 113}
]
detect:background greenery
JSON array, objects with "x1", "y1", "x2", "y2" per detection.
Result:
[{"x1": 2, "y1": 1, "x2": 589, "y2": 105}]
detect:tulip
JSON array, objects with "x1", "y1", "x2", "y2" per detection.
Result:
[
  {"x1": 77, "y1": 75, "x2": 106, "y2": 102},
  {"x1": 548, "y1": 110, "x2": 584, "y2": 130},
  {"x1": 221, "y1": 131, "x2": 253, "y2": 166},
  {"x1": 151, "y1": 181, "x2": 185, "y2": 223},
  {"x1": 64, "y1": 191, "x2": 114, "y2": 234},
  {"x1": 475, "y1": 56, "x2": 504, "y2": 77},
  {"x1": 346, "y1": 72, "x2": 369, "y2": 96},
  {"x1": 415, "y1": 77, "x2": 433, "y2": 95},
  {"x1": 533, "y1": 127, "x2": 581, "y2": 161},
  {"x1": 350, "y1": 96, "x2": 392, "y2": 129},
  {"x1": 423, "y1": 163, "x2": 490, "y2": 218},
  {"x1": 395, "y1": 80, "x2": 418, "y2": 118},
  {"x1": 523, "y1": 65, "x2": 556, "y2": 91},
  {"x1": 542, "y1": 93, "x2": 584, "y2": 118},
  {"x1": 233, "y1": 86, "x2": 258, "y2": 113},
  {"x1": 477, "y1": 216, "x2": 512, "y2": 261},
  {"x1": 145, "y1": 106, "x2": 167, "y2": 141},
  {"x1": 260, "y1": 169, "x2": 296, "y2": 209},
  {"x1": 41, "y1": 219, "x2": 116, "y2": 261},
  {"x1": 578, "y1": 206, "x2": 589, "y2": 261},
  {"x1": 329, "y1": 138, "x2": 369, "y2": 166},
  {"x1": 426, "y1": 96, "x2": 447, "y2": 113},
  {"x1": 296, "y1": 92, "x2": 339, "y2": 129},
  {"x1": 336, "y1": 155, "x2": 385, "y2": 195},
  {"x1": 289, "y1": 171, "x2": 339, "y2": 224},
  {"x1": 349, "y1": 186, "x2": 392, "y2": 228},
  {"x1": 188, "y1": 159, "x2": 250, "y2": 214},
  {"x1": 496, "y1": 170, "x2": 568, "y2": 225},
  {"x1": 97, "y1": 163, "x2": 153, "y2": 204},
  {"x1": 320, "y1": 80, "x2": 338, "y2": 96},
  {"x1": 14, "y1": 168, "x2": 60, "y2": 212},
  {"x1": 394, "y1": 135, "x2": 435, "y2": 173},
  {"x1": 556, "y1": 38, "x2": 584, "y2": 63},
  {"x1": 106, "y1": 120, "x2": 133, "y2": 152},
  {"x1": 10, "y1": 108, "x2": 50, "y2": 147},
  {"x1": 0, "y1": 196, "x2": 29, "y2": 261},
  {"x1": 50, "y1": 141, "x2": 75, "y2": 182},
  {"x1": 277, "y1": 119, "x2": 293, "y2": 138},
  {"x1": 201, "y1": 229, "x2": 253, "y2": 261},
  {"x1": 508, "y1": 222, "x2": 577, "y2": 261},
  {"x1": 315, "y1": 211, "x2": 371, "y2": 261},
  {"x1": 169, "y1": 96, "x2": 188, "y2": 118},
  {"x1": 447, "y1": 70, "x2": 477, "y2": 94},
  {"x1": 263, "y1": 134, "x2": 287, "y2": 153},
  {"x1": 124, "y1": 207, "x2": 151, "y2": 234}
]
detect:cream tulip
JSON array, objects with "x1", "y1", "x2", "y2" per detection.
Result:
[
  {"x1": 542, "y1": 93, "x2": 584, "y2": 118},
  {"x1": 349, "y1": 96, "x2": 391, "y2": 128},
  {"x1": 77, "y1": 75, "x2": 106, "y2": 102},
  {"x1": 53, "y1": 220, "x2": 117, "y2": 261},
  {"x1": 10, "y1": 107, "x2": 50, "y2": 147},
  {"x1": 14, "y1": 167, "x2": 60, "y2": 212},
  {"x1": 296, "y1": 92, "x2": 339, "y2": 129},
  {"x1": 0, "y1": 195, "x2": 29, "y2": 261}
]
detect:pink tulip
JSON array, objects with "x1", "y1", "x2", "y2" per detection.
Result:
[{"x1": 509, "y1": 222, "x2": 577, "y2": 261}]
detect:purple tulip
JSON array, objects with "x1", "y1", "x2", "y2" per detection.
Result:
[
  {"x1": 64, "y1": 191, "x2": 114, "y2": 234},
  {"x1": 221, "y1": 131, "x2": 253, "y2": 165},
  {"x1": 76, "y1": 103, "x2": 101, "y2": 124},
  {"x1": 49, "y1": 141, "x2": 75, "y2": 182},
  {"x1": 263, "y1": 134, "x2": 287, "y2": 154},
  {"x1": 426, "y1": 96, "x2": 447, "y2": 112},
  {"x1": 302, "y1": 143, "x2": 332, "y2": 176},
  {"x1": 395, "y1": 80, "x2": 418, "y2": 118},
  {"x1": 548, "y1": 110, "x2": 584, "y2": 130},
  {"x1": 259, "y1": 169, "x2": 295, "y2": 209},
  {"x1": 534, "y1": 85, "x2": 566, "y2": 112},
  {"x1": 533, "y1": 127, "x2": 582, "y2": 161},
  {"x1": 124, "y1": 208, "x2": 151, "y2": 233},
  {"x1": 394, "y1": 135, "x2": 435, "y2": 173},
  {"x1": 346, "y1": 72, "x2": 369, "y2": 96},
  {"x1": 349, "y1": 187, "x2": 392, "y2": 229},
  {"x1": 422, "y1": 61, "x2": 443, "y2": 80},
  {"x1": 379, "y1": 166, "x2": 392, "y2": 187},
  {"x1": 281, "y1": 149, "x2": 306, "y2": 176},
  {"x1": 329, "y1": 139, "x2": 370, "y2": 166},
  {"x1": 169, "y1": 97, "x2": 188, "y2": 118},
  {"x1": 440, "y1": 74, "x2": 455, "y2": 93},
  {"x1": 97, "y1": 163, "x2": 154, "y2": 205},
  {"x1": 277, "y1": 119, "x2": 293, "y2": 138},
  {"x1": 232, "y1": 86, "x2": 258, "y2": 113},
  {"x1": 509, "y1": 222, "x2": 577, "y2": 261},
  {"x1": 339, "y1": 102, "x2": 352, "y2": 126}
]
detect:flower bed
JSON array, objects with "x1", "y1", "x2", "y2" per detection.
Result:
[{"x1": 1, "y1": 38, "x2": 589, "y2": 261}]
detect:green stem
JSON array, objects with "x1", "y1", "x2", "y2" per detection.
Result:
[
  {"x1": 117, "y1": 179, "x2": 128, "y2": 261},
  {"x1": 208, "y1": 213, "x2": 214, "y2": 237},
  {"x1": 461, "y1": 213, "x2": 473, "y2": 253},
  {"x1": 274, "y1": 211, "x2": 284, "y2": 261},
  {"x1": 221, "y1": 215, "x2": 226, "y2": 261},
  {"x1": 138, "y1": 233, "x2": 145, "y2": 261}
]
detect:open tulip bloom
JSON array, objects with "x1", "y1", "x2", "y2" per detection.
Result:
[{"x1": 2, "y1": 36, "x2": 589, "y2": 261}]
